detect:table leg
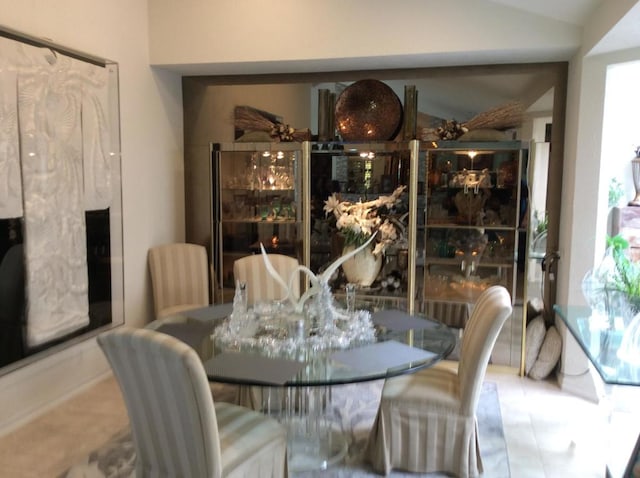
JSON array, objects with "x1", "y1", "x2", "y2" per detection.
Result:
[{"x1": 260, "y1": 385, "x2": 349, "y2": 472}]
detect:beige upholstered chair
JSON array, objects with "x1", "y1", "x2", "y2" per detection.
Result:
[
  {"x1": 233, "y1": 253, "x2": 300, "y2": 306},
  {"x1": 366, "y1": 285, "x2": 513, "y2": 478},
  {"x1": 98, "y1": 327, "x2": 288, "y2": 477},
  {"x1": 233, "y1": 253, "x2": 300, "y2": 411},
  {"x1": 422, "y1": 299, "x2": 471, "y2": 329},
  {"x1": 148, "y1": 243, "x2": 216, "y2": 359},
  {"x1": 148, "y1": 243, "x2": 210, "y2": 319}
]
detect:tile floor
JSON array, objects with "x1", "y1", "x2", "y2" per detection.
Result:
[{"x1": 0, "y1": 368, "x2": 638, "y2": 478}]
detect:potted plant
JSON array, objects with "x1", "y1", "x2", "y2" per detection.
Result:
[
  {"x1": 583, "y1": 234, "x2": 640, "y2": 326},
  {"x1": 605, "y1": 234, "x2": 640, "y2": 313}
]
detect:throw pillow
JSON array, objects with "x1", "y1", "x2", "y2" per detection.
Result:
[
  {"x1": 525, "y1": 316, "x2": 546, "y2": 375},
  {"x1": 529, "y1": 325, "x2": 562, "y2": 380}
]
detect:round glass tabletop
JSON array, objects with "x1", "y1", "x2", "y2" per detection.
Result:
[{"x1": 199, "y1": 306, "x2": 456, "y2": 387}]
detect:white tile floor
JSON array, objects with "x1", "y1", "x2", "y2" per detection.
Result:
[
  {"x1": 497, "y1": 371, "x2": 639, "y2": 478},
  {"x1": 0, "y1": 368, "x2": 638, "y2": 477}
]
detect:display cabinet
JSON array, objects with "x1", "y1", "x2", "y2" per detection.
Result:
[
  {"x1": 211, "y1": 143, "x2": 304, "y2": 292},
  {"x1": 420, "y1": 141, "x2": 524, "y2": 327},
  {"x1": 209, "y1": 140, "x2": 527, "y2": 369},
  {"x1": 213, "y1": 140, "x2": 526, "y2": 308},
  {"x1": 308, "y1": 141, "x2": 422, "y2": 307}
]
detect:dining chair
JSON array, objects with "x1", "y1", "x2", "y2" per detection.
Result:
[
  {"x1": 148, "y1": 242, "x2": 210, "y2": 319},
  {"x1": 147, "y1": 243, "x2": 216, "y2": 359},
  {"x1": 366, "y1": 285, "x2": 513, "y2": 478},
  {"x1": 98, "y1": 327, "x2": 288, "y2": 478},
  {"x1": 233, "y1": 253, "x2": 300, "y2": 306},
  {"x1": 233, "y1": 253, "x2": 301, "y2": 411}
]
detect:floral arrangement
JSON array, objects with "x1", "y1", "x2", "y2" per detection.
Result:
[
  {"x1": 434, "y1": 119, "x2": 469, "y2": 140},
  {"x1": 323, "y1": 186, "x2": 407, "y2": 256}
]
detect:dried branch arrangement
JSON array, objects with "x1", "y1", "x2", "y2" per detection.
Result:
[
  {"x1": 234, "y1": 106, "x2": 311, "y2": 142},
  {"x1": 425, "y1": 101, "x2": 524, "y2": 141},
  {"x1": 464, "y1": 101, "x2": 524, "y2": 131}
]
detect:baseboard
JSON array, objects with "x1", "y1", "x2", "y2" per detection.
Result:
[{"x1": 0, "y1": 338, "x2": 112, "y2": 437}]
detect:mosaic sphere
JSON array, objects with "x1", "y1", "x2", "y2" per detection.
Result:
[{"x1": 335, "y1": 79, "x2": 403, "y2": 141}]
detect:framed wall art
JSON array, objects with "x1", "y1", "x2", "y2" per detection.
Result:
[{"x1": 0, "y1": 26, "x2": 123, "y2": 373}]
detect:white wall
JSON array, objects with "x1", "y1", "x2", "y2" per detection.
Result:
[
  {"x1": 559, "y1": 47, "x2": 640, "y2": 306},
  {"x1": 602, "y1": 56, "x2": 640, "y2": 204},
  {"x1": 148, "y1": 0, "x2": 583, "y2": 74},
  {"x1": 556, "y1": 41, "x2": 640, "y2": 400},
  {"x1": 0, "y1": 0, "x2": 184, "y2": 434}
]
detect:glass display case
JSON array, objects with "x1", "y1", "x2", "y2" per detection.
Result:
[
  {"x1": 209, "y1": 140, "x2": 527, "y2": 369},
  {"x1": 420, "y1": 141, "x2": 525, "y2": 358},
  {"x1": 308, "y1": 141, "x2": 422, "y2": 306},
  {"x1": 211, "y1": 143, "x2": 303, "y2": 292},
  {"x1": 422, "y1": 141, "x2": 523, "y2": 305}
]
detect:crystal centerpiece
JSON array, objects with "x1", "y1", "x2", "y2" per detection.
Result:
[{"x1": 212, "y1": 236, "x2": 379, "y2": 360}]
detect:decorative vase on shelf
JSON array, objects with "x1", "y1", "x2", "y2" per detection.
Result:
[{"x1": 341, "y1": 245, "x2": 383, "y2": 287}]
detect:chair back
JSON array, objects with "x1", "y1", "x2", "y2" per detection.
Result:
[
  {"x1": 458, "y1": 285, "x2": 512, "y2": 415},
  {"x1": 233, "y1": 253, "x2": 300, "y2": 306},
  {"x1": 148, "y1": 243, "x2": 209, "y2": 319},
  {"x1": 98, "y1": 327, "x2": 223, "y2": 477},
  {"x1": 422, "y1": 299, "x2": 471, "y2": 329}
]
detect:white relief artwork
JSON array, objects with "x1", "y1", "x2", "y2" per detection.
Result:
[
  {"x1": 80, "y1": 60, "x2": 112, "y2": 211},
  {"x1": 0, "y1": 36, "x2": 114, "y2": 347},
  {"x1": 0, "y1": 57, "x2": 22, "y2": 218}
]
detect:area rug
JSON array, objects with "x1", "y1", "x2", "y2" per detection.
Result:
[{"x1": 62, "y1": 380, "x2": 510, "y2": 478}]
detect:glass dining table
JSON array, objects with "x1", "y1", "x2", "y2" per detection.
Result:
[{"x1": 174, "y1": 300, "x2": 457, "y2": 472}]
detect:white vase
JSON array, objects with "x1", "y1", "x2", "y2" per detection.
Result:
[{"x1": 341, "y1": 245, "x2": 383, "y2": 287}]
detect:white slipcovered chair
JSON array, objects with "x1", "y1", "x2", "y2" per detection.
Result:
[
  {"x1": 98, "y1": 327, "x2": 288, "y2": 478},
  {"x1": 233, "y1": 253, "x2": 300, "y2": 306},
  {"x1": 148, "y1": 243, "x2": 210, "y2": 319},
  {"x1": 422, "y1": 299, "x2": 471, "y2": 329},
  {"x1": 147, "y1": 243, "x2": 214, "y2": 359},
  {"x1": 366, "y1": 285, "x2": 513, "y2": 478},
  {"x1": 233, "y1": 253, "x2": 300, "y2": 411}
]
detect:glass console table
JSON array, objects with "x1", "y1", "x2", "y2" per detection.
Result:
[
  {"x1": 554, "y1": 305, "x2": 640, "y2": 386},
  {"x1": 554, "y1": 305, "x2": 640, "y2": 477}
]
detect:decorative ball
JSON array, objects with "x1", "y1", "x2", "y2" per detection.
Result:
[{"x1": 334, "y1": 79, "x2": 403, "y2": 141}]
